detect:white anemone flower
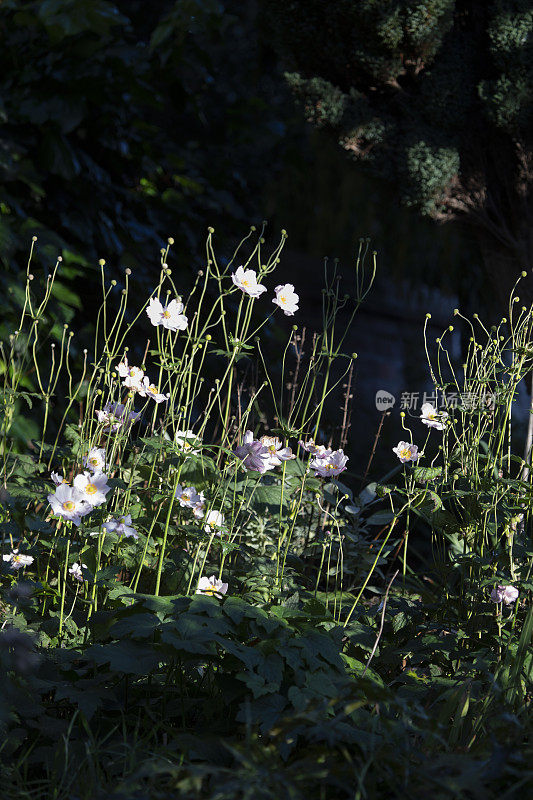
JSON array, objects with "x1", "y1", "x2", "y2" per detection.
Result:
[
  {"x1": 196, "y1": 575, "x2": 228, "y2": 598},
  {"x1": 103, "y1": 513, "x2": 139, "y2": 539},
  {"x1": 51, "y1": 472, "x2": 67, "y2": 486},
  {"x1": 272, "y1": 283, "x2": 299, "y2": 316},
  {"x1": 69, "y1": 562, "x2": 87, "y2": 582},
  {"x1": 299, "y1": 439, "x2": 332, "y2": 457},
  {"x1": 175, "y1": 484, "x2": 203, "y2": 509},
  {"x1": 48, "y1": 484, "x2": 92, "y2": 526},
  {"x1": 139, "y1": 377, "x2": 169, "y2": 404},
  {"x1": 204, "y1": 510, "x2": 225, "y2": 535},
  {"x1": 117, "y1": 358, "x2": 145, "y2": 392},
  {"x1": 420, "y1": 402, "x2": 448, "y2": 430},
  {"x1": 83, "y1": 447, "x2": 108, "y2": 473},
  {"x1": 260, "y1": 435, "x2": 296, "y2": 468},
  {"x1": 175, "y1": 429, "x2": 201, "y2": 455},
  {"x1": 3, "y1": 550, "x2": 34, "y2": 570},
  {"x1": 231, "y1": 266, "x2": 267, "y2": 299},
  {"x1": 192, "y1": 502, "x2": 205, "y2": 519},
  {"x1": 392, "y1": 441, "x2": 420, "y2": 463},
  {"x1": 146, "y1": 297, "x2": 188, "y2": 331},
  {"x1": 73, "y1": 472, "x2": 111, "y2": 508},
  {"x1": 310, "y1": 449, "x2": 348, "y2": 477}
]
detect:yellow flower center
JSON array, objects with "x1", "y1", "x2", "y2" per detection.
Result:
[
  {"x1": 242, "y1": 279, "x2": 249, "y2": 287},
  {"x1": 280, "y1": 295, "x2": 286, "y2": 303},
  {"x1": 162, "y1": 309, "x2": 171, "y2": 318},
  {"x1": 62, "y1": 500, "x2": 75, "y2": 511},
  {"x1": 13, "y1": 554, "x2": 21, "y2": 563},
  {"x1": 149, "y1": 385, "x2": 158, "y2": 394},
  {"x1": 86, "y1": 484, "x2": 97, "y2": 495},
  {"x1": 400, "y1": 448, "x2": 411, "y2": 460},
  {"x1": 89, "y1": 457, "x2": 98, "y2": 466},
  {"x1": 203, "y1": 583, "x2": 218, "y2": 596},
  {"x1": 119, "y1": 517, "x2": 126, "y2": 524}
]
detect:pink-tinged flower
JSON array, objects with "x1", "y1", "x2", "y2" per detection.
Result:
[
  {"x1": 146, "y1": 297, "x2": 188, "y2": 331},
  {"x1": 260, "y1": 435, "x2": 296, "y2": 468},
  {"x1": 117, "y1": 358, "x2": 145, "y2": 392},
  {"x1": 3, "y1": 550, "x2": 34, "y2": 570},
  {"x1": 196, "y1": 575, "x2": 228, "y2": 598},
  {"x1": 175, "y1": 484, "x2": 203, "y2": 509},
  {"x1": 231, "y1": 266, "x2": 267, "y2": 299},
  {"x1": 103, "y1": 513, "x2": 138, "y2": 539},
  {"x1": 420, "y1": 402, "x2": 448, "y2": 430},
  {"x1": 272, "y1": 283, "x2": 299, "y2": 316},
  {"x1": 204, "y1": 510, "x2": 225, "y2": 535},
  {"x1": 139, "y1": 377, "x2": 169, "y2": 404},
  {"x1": 310, "y1": 449, "x2": 348, "y2": 477},
  {"x1": 69, "y1": 562, "x2": 87, "y2": 582},
  {"x1": 490, "y1": 584, "x2": 519, "y2": 605},
  {"x1": 299, "y1": 439, "x2": 332, "y2": 457},
  {"x1": 73, "y1": 472, "x2": 111, "y2": 508},
  {"x1": 233, "y1": 431, "x2": 272, "y2": 473},
  {"x1": 392, "y1": 441, "x2": 420, "y2": 463},
  {"x1": 51, "y1": 472, "x2": 67, "y2": 486},
  {"x1": 83, "y1": 447, "x2": 108, "y2": 473},
  {"x1": 48, "y1": 484, "x2": 92, "y2": 526},
  {"x1": 96, "y1": 402, "x2": 140, "y2": 432}
]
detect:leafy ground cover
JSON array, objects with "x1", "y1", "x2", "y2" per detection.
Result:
[{"x1": 0, "y1": 230, "x2": 531, "y2": 798}]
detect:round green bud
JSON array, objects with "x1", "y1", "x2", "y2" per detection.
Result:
[
  {"x1": 98, "y1": 259, "x2": 105, "y2": 266},
  {"x1": 168, "y1": 237, "x2": 174, "y2": 245},
  {"x1": 522, "y1": 271, "x2": 527, "y2": 278}
]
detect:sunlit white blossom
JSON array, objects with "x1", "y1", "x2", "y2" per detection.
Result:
[
  {"x1": 69, "y1": 562, "x2": 87, "y2": 582},
  {"x1": 204, "y1": 510, "x2": 225, "y2": 535},
  {"x1": 299, "y1": 439, "x2": 332, "y2": 457},
  {"x1": 83, "y1": 447, "x2": 108, "y2": 473},
  {"x1": 51, "y1": 472, "x2": 67, "y2": 486},
  {"x1": 3, "y1": 550, "x2": 34, "y2": 570},
  {"x1": 233, "y1": 430, "x2": 272, "y2": 474},
  {"x1": 260, "y1": 435, "x2": 296, "y2": 468},
  {"x1": 48, "y1": 484, "x2": 92, "y2": 526},
  {"x1": 490, "y1": 584, "x2": 519, "y2": 605},
  {"x1": 420, "y1": 402, "x2": 448, "y2": 431},
  {"x1": 117, "y1": 357, "x2": 145, "y2": 392},
  {"x1": 392, "y1": 441, "x2": 420, "y2": 463},
  {"x1": 192, "y1": 502, "x2": 205, "y2": 519},
  {"x1": 175, "y1": 429, "x2": 201, "y2": 455},
  {"x1": 272, "y1": 283, "x2": 299, "y2": 316},
  {"x1": 103, "y1": 513, "x2": 138, "y2": 539},
  {"x1": 196, "y1": 575, "x2": 228, "y2": 598},
  {"x1": 139, "y1": 377, "x2": 169, "y2": 404},
  {"x1": 231, "y1": 266, "x2": 267, "y2": 299},
  {"x1": 175, "y1": 484, "x2": 203, "y2": 509},
  {"x1": 310, "y1": 448, "x2": 348, "y2": 477},
  {"x1": 146, "y1": 297, "x2": 188, "y2": 331},
  {"x1": 73, "y1": 471, "x2": 111, "y2": 508}
]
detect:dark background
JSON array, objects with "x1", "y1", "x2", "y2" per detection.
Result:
[{"x1": 0, "y1": 0, "x2": 482, "y2": 467}]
